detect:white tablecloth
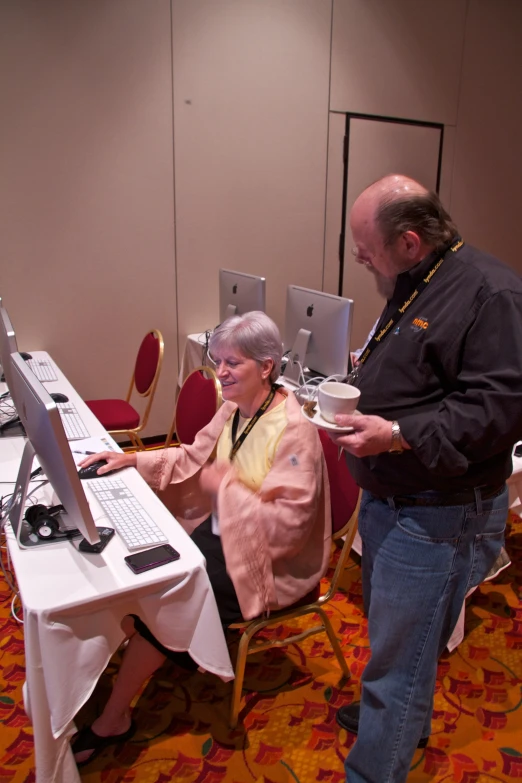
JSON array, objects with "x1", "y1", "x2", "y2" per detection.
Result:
[
  {"x1": 1, "y1": 354, "x2": 234, "y2": 783},
  {"x1": 178, "y1": 332, "x2": 212, "y2": 386},
  {"x1": 12, "y1": 523, "x2": 234, "y2": 735}
]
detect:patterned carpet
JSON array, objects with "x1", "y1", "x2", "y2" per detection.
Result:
[{"x1": 1, "y1": 514, "x2": 521, "y2": 783}]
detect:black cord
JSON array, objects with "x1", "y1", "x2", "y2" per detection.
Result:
[
  {"x1": 0, "y1": 417, "x2": 21, "y2": 431},
  {"x1": 203, "y1": 329, "x2": 212, "y2": 365},
  {"x1": 0, "y1": 479, "x2": 49, "y2": 520}
]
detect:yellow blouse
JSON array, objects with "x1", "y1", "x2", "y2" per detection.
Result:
[{"x1": 216, "y1": 399, "x2": 288, "y2": 492}]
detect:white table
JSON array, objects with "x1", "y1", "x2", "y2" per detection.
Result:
[
  {"x1": 1, "y1": 352, "x2": 234, "y2": 783},
  {"x1": 178, "y1": 332, "x2": 212, "y2": 386}
]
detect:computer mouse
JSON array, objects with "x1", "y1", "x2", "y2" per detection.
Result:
[
  {"x1": 78, "y1": 459, "x2": 119, "y2": 480},
  {"x1": 20, "y1": 352, "x2": 33, "y2": 361},
  {"x1": 50, "y1": 392, "x2": 69, "y2": 403}
]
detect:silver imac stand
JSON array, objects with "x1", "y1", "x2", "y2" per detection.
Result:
[
  {"x1": 6, "y1": 440, "x2": 67, "y2": 549},
  {"x1": 284, "y1": 328, "x2": 311, "y2": 386},
  {"x1": 224, "y1": 304, "x2": 237, "y2": 320}
]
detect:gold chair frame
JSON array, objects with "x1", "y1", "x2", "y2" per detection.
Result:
[
  {"x1": 108, "y1": 329, "x2": 164, "y2": 451},
  {"x1": 228, "y1": 489, "x2": 361, "y2": 728},
  {"x1": 165, "y1": 365, "x2": 222, "y2": 448}
]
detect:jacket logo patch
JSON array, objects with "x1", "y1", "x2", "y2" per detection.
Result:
[{"x1": 411, "y1": 316, "x2": 429, "y2": 332}]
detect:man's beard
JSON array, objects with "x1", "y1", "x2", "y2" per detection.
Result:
[{"x1": 373, "y1": 271, "x2": 397, "y2": 301}]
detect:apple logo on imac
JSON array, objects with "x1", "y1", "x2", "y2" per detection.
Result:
[
  {"x1": 306, "y1": 304, "x2": 314, "y2": 317},
  {"x1": 232, "y1": 284, "x2": 238, "y2": 294}
]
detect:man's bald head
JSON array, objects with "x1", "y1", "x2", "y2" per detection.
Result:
[
  {"x1": 355, "y1": 174, "x2": 428, "y2": 211},
  {"x1": 353, "y1": 174, "x2": 458, "y2": 253}
]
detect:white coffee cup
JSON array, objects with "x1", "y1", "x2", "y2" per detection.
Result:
[{"x1": 318, "y1": 382, "x2": 361, "y2": 423}]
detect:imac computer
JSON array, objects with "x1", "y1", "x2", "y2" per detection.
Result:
[
  {"x1": 0, "y1": 304, "x2": 57, "y2": 399},
  {"x1": 0, "y1": 305, "x2": 18, "y2": 393},
  {"x1": 283, "y1": 285, "x2": 354, "y2": 385},
  {"x1": 219, "y1": 269, "x2": 266, "y2": 322},
  {"x1": 7, "y1": 352, "x2": 100, "y2": 548},
  {"x1": 0, "y1": 306, "x2": 24, "y2": 433}
]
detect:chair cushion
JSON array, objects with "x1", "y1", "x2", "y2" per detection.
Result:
[
  {"x1": 86, "y1": 399, "x2": 140, "y2": 430},
  {"x1": 318, "y1": 429, "x2": 359, "y2": 535},
  {"x1": 176, "y1": 370, "x2": 218, "y2": 445},
  {"x1": 231, "y1": 584, "x2": 322, "y2": 629},
  {"x1": 289, "y1": 583, "x2": 321, "y2": 609},
  {"x1": 134, "y1": 332, "x2": 161, "y2": 394}
]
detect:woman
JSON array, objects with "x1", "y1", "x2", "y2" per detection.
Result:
[{"x1": 72, "y1": 311, "x2": 331, "y2": 765}]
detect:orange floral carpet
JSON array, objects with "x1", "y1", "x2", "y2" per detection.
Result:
[{"x1": 1, "y1": 514, "x2": 521, "y2": 783}]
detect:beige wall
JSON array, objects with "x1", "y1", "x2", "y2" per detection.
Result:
[
  {"x1": 327, "y1": 0, "x2": 522, "y2": 347},
  {"x1": 1, "y1": 0, "x2": 521, "y2": 438},
  {"x1": 450, "y1": 0, "x2": 522, "y2": 270},
  {"x1": 172, "y1": 0, "x2": 332, "y2": 344},
  {"x1": 331, "y1": 0, "x2": 468, "y2": 124},
  {"x1": 0, "y1": 0, "x2": 178, "y2": 438}
]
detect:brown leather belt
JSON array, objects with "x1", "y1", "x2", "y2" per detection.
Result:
[{"x1": 388, "y1": 484, "x2": 505, "y2": 507}]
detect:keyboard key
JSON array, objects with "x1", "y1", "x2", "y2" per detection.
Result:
[
  {"x1": 27, "y1": 358, "x2": 58, "y2": 382},
  {"x1": 56, "y1": 402, "x2": 90, "y2": 440}
]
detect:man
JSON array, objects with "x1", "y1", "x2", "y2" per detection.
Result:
[{"x1": 330, "y1": 174, "x2": 522, "y2": 783}]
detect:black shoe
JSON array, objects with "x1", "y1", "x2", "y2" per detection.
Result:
[
  {"x1": 71, "y1": 720, "x2": 137, "y2": 767},
  {"x1": 336, "y1": 702, "x2": 429, "y2": 748}
]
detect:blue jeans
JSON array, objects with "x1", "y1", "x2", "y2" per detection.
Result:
[{"x1": 344, "y1": 486, "x2": 507, "y2": 783}]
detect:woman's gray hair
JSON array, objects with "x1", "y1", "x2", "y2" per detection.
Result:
[{"x1": 209, "y1": 311, "x2": 283, "y2": 383}]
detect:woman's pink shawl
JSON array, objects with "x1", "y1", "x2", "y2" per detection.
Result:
[{"x1": 135, "y1": 390, "x2": 331, "y2": 620}]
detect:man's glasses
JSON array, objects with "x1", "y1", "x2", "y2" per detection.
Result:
[{"x1": 350, "y1": 246, "x2": 374, "y2": 266}]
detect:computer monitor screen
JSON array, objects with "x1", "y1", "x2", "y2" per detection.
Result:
[
  {"x1": 219, "y1": 269, "x2": 266, "y2": 323},
  {"x1": 8, "y1": 352, "x2": 100, "y2": 547},
  {"x1": 0, "y1": 305, "x2": 18, "y2": 394},
  {"x1": 283, "y1": 285, "x2": 354, "y2": 384}
]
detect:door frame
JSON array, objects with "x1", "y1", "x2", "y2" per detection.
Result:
[{"x1": 338, "y1": 112, "x2": 445, "y2": 296}]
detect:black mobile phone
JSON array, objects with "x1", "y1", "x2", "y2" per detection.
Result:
[{"x1": 124, "y1": 544, "x2": 180, "y2": 574}]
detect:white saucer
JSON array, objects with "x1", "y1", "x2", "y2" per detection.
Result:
[{"x1": 300, "y1": 403, "x2": 359, "y2": 433}]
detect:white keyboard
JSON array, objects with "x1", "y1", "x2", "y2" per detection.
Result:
[
  {"x1": 27, "y1": 358, "x2": 58, "y2": 382},
  {"x1": 57, "y1": 402, "x2": 90, "y2": 440},
  {"x1": 87, "y1": 477, "x2": 168, "y2": 551}
]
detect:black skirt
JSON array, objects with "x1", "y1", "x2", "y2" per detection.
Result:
[{"x1": 132, "y1": 516, "x2": 242, "y2": 667}]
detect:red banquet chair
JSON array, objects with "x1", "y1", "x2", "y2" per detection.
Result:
[
  {"x1": 86, "y1": 329, "x2": 164, "y2": 451},
  {"x1": 228, "y1": 426, "x2": 361, "y2": 728},
  {"x1": 165, "y1": 365, "x2": 222, "y2": 447}
]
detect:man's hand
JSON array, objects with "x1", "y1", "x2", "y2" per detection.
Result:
[
  {"x1": 199, "y1": 461, "x2": 230, "y2": 497},
  {"x1": 328, "y1": 414, "x2": 406, "y2": 457}
]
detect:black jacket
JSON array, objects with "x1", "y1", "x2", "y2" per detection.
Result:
[{"x1": 347, "y1": 241, "x2": 522, "y2": 496}]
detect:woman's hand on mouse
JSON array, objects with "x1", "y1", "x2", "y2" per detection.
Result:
[{"x1": 78, "y1": 451, "x2": 136, "y2": 472}]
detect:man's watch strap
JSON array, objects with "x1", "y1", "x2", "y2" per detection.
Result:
[{"x1": 389, "y1": 420, "x2": 404, "y2": 454}]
